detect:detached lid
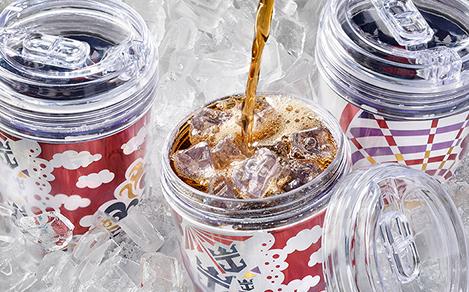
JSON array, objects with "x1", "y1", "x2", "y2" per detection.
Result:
[
  {"x1": 316, "y1": 0, "x2": 469, "y2": 119},
  {"x1": 0, "y1": 0, "x2": 159, "y2": 141},
  {"x1": 323, "y1": 164, "x2": 468, "y2": 292}
]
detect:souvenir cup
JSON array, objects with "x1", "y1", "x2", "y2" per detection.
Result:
[
  {"x1": 316, "y1": 0, "x2": 469, "y2": 179},
  {"x1": 0, "y1": 0, "x2": 158, "y2": 234},
  {"x1": 162, "y1": 95, "x2": 468, "y2": 291},
  {"x1": 162, "y1": 95, "x2": 350, "y2": 291}
]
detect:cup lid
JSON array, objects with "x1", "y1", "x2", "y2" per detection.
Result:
[
  {"x1": 0, "y1": 0, "x2": 159, "y2": 141},
  {"x1": 316, "y1": 0, "x2": 469, "y2": 119},
  {"x1": 323, "y1": 164, "x2": 469, "y2": 291}
]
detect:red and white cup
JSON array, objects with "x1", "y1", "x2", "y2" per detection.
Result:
[
  {"x1": 0, "y1": 0, "x2": 158, "y2": 234},
  {"x1": 162, "y1": 95, "x2": 469, "y2": 291},
  {"x1": 161, "y1": 96, "x2": 351, "y2": 291}
]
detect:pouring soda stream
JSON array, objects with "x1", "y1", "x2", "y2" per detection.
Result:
[{"x1": 241, "y1": 0, "x2": 275, "y2": 153}]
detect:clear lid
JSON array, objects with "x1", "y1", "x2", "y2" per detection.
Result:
[
  {"x1": 0, "y1": 0, "x2": 159, "y2": 142},
  {"x1": 323, "y1": 164, "x2": 469, "y2": 292},
  {"x1": 316, "y1": 0, "x2": 469, "y2": 119}
]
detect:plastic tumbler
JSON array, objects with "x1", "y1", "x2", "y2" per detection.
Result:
[
  {"x1": 0, "y1": 0, "x2": 158, "y2": 234},
  {"x1": 162, "y1": 94, "x2": 468, "y2": 291},
  {"x1": 316, "y1": 0, "x2": 469, "y2": 179}
]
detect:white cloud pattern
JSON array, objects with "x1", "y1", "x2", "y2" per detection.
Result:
[
  {"x1": 76, "y1": 170, "x2": 115, "y2": 189},
  {"x1": 79, "y1": 214, "x2": 98, "y2": 228},
  {"x1": 50, "y1": 194, "x2": 91, "y2": 211},
  {"x1": 50, "y1": 151, "x2": 102, "y2": 170},
  {"x1": 308, "y1": 248, "x2": 322, "y2": 267},
  {"x1": 284, "y1": 225, "x2": 322, "y2": 254},
  {"x1": 284, "y1": 275, "x2": 321, "y2": 291},
  {"x1": 121, "y1": 127, "x2": 147, "y2": 155}
]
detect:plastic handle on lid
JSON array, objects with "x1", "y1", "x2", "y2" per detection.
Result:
[
  {"x1": 369, "y1": 0, "x2": 434, "y2": 47},
  {"x1": 20, "y1": 33, "x2": 91, "y2": 70},
  {"x1": 379, "y1": 211, "x2": 420, "y2": 283}
]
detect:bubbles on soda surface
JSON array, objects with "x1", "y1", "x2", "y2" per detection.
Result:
[{"x1": 170, "y1": 95, "x2": 337, "y2": 200}]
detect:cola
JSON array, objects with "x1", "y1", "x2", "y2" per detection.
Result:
[{"x1": 171, "y1": 95, "x2": 337, "y2": 199}]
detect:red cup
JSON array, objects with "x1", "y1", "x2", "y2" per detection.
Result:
[
  {"x1": 161, "y1": 95, "x2": 351, "y2": 291},
  {"x1": 0, "y1": 0, "x2": 158, "y2": 234}
]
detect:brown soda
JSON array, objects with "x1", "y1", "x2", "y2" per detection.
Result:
[{"x1": 241, "y1": 0, "x2": 275, "y2": 153}]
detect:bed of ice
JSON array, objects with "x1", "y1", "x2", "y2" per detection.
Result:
[{"x1": 0, "y1": 0, "x2": 467, "y2": 291}]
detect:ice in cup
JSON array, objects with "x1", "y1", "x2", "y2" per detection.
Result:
[
  {"x1": 170, "y1": 95, "x2": 339, "y2": 198},
  {"x1": 162, "y1": 94, "x2": 350, "y2": 291},
  {"x1": 0, "y1": 0, "x2": 158, "y2": 234},
  {"x1": 316, "y1": 0, "x2": 469, "y2": 180},
  {"x1": 162, "y1": 94, "x2": 469, "y2": 291}
]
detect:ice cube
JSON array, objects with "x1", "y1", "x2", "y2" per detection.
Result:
[
  {"x1": 231, "y1": 148, "x2": 280, "y2": 198},
  {"x1": 72, "y1": 227, "x2": 110, "y2": 263},
  {"x1": 277, "y1": 0, "x2": 298, "y2": 16},
  {"x1": 33, "y1": 251, "x2": 78, "y2": 291},
  {"x1": 175, "y1": 0, "x2": 231, "y2": 33},
  {"x1": 194, "y1": 75, "x2": 245, "y2": 104},
  {"x1": 113, "y1": 231, "x2": 146, "y2": 263},
  {"x1": 267, "y1": 136, "x2": 292, "y2": 158},
  {"x1": 259, "y1": 39, "x2": 285, "y2": 86},
  {"x1": 263, "y1": 54, "x2": 316, "y2": 98},
  {"x1": 190, "y1": 107, "x2": 232, "y2": 144},
  {"x1": 196, "y1": 49, "x2": 249, "y2": 78},
  {"x1": 118, "y1": 211, "x2": 164, "y2": 253},
  {"x1": 132, "y1": 195, "x2": 183, "y2": 258},
  {"x1": 135, "y1": 195, "x2": 175, "y2": 239},
  {"x1": 0, "y1": 204, "x2": 43, "y2": 291},
  {"x1": 168, "y1": 50, "x2": 197, "y2": 78},
  {"x1": 283, "y1": 160, "x2": 321, "y2": 192},
  {"x1": 79, "y1": 256, "x2": 139, "y2": 292},
  {"x1": 274, "y1": 16, "x2": 306, "y2": 58},
  {"x1": 16, "y1": 211, "x2": 74, "y2": 252},
  {"x1": 0, "y1": 204, "x2": 18, "y2": 242},
  {"x1": 154, "y1": 73, "x2": 197, "y2": 129},
  {"x1": 211, "y1": 136, "x2": 245, "y2": 169},
  {"x1": 208, "y1": 175, "x2": 238, "y2": 199},
  {"x1": 76, "y1": 239, "x2": 121, "y2": 284},
  {"x1": 74, "y1": 214, "x2": 145, "y2": 285},
  {"x1": 252, "y1": 97, "x2": 283, "y2": 141},
  {"x1": 188, "y1": 0, "x2": 223, "y2": 10},
  {"x1": 172, "y1": 142, "x2": 216, "y2": 185},
  {"x1": 160, "y1": 17, "x2": 198, "y2": 54},
  {"x1": 451, "y1": 155, "x2": 469, "y2": 184},
  {"x1": 140, "y1": 252, "x2": 186, "y2": 292},
  {"x1": 448, "y1": 181, "x2": 469, "y2": 239},
  {"x1": 291, "y1": 127, "x2": 336, "y2": 160}
]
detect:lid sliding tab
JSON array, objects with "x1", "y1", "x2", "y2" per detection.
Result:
[
  {"x1": 369, "y1": 0, "x2": 434, "y2": 47},
  {"x1": 21, "y1": 32, "x2": 91, "y2": 70}
]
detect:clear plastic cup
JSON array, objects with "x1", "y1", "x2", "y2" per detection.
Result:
[
  {"x1": 0, "y1": 0, "x2": 159, "y2": 234},
  {"x1": 162, "y1": 94, "x2": 468, "y2": 291},
  {"x1": 162, "y1": 94, "x2": 350, "y2": 291},
  {"x1": 316, "y1": 0, "x2": 469, "y2": 180}
]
